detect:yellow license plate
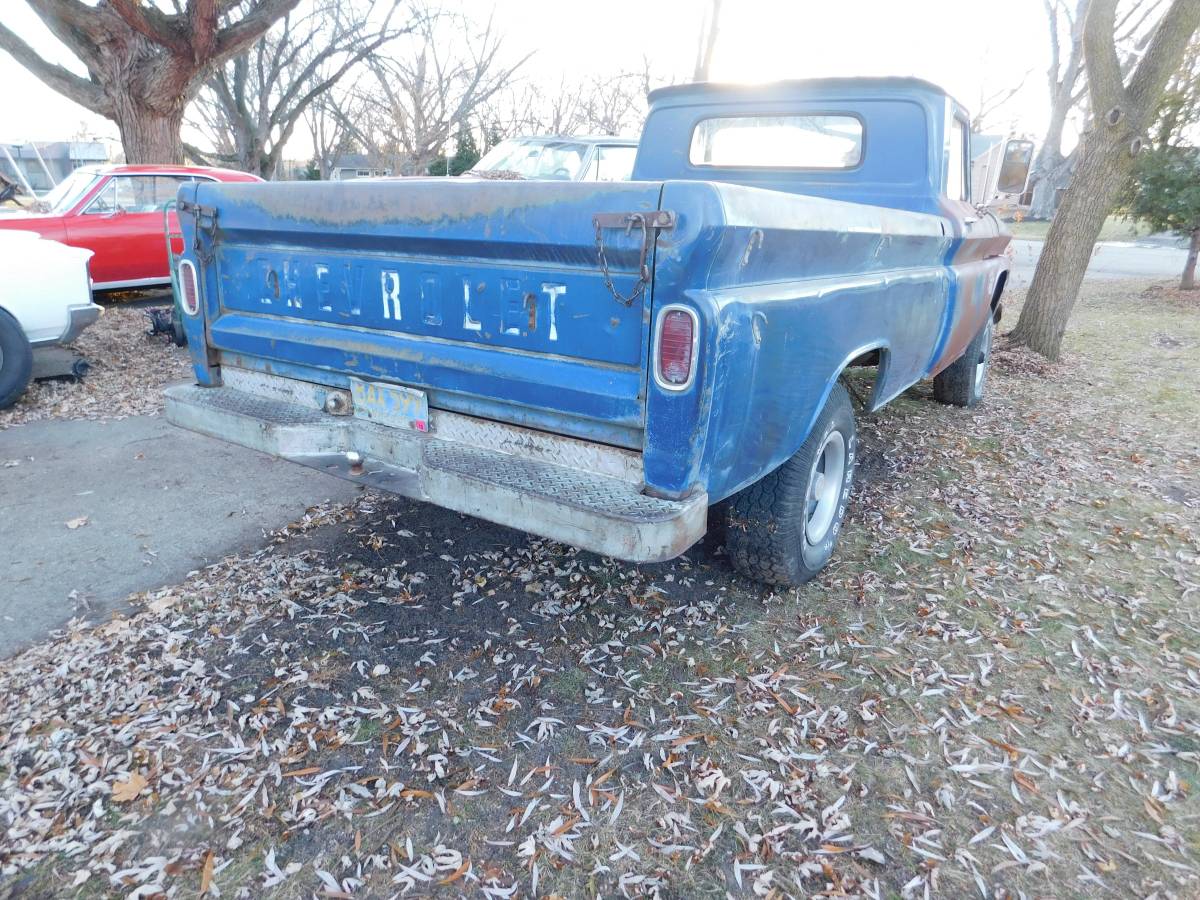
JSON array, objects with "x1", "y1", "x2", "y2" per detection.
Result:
[{"x1": 349, "y1": 378, "x2": 429, "y2": 432}]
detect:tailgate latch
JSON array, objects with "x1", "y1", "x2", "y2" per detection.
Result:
[{"x1": 593, "y1": 210, "x2": 676, "y2": 307}]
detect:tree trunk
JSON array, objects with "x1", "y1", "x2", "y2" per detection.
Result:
[
  {"x1": 1009, "y1": 130, "x2": 1133, "y2": 359},
  {"x1": 110, "y1": 73, "x2": 188, "y2": 164},
  {"x1": 1183, "y1": 228, "x2": 1200, "y2": 289},
  {"x1": 115, "y1": 107, "x2": 186, "y2": 164}
]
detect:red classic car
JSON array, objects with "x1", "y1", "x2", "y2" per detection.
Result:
[{"x1": 0, "y1": 164, "x2": 260, "y2": 290}]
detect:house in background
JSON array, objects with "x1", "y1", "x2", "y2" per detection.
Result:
[
  {"x1": 328, "y1": 152, "x2": 391, "y2": 181},
  {"x1": 0, "y1": 140, "x2": 110, "y2": 196}
]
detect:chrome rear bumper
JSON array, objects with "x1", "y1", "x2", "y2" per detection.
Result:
[{"x1": 164, "y1": 369, "x2": 706, "y2": 563}]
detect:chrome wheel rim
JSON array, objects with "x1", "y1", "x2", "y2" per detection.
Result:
[
  {"x1": 806, "y1": 430, "x2": 846, "y2": 544},
  {"x1": 974, "y1": 316, "x2": 993, "y2": 395}
]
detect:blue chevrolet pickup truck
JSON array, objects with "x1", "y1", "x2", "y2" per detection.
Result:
[{"x1": 166, "y1": 77, "x2": 1013, "y2": 586}]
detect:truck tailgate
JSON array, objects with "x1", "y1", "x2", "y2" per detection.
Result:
[{"x1": 186, "y1": 178, "x2": 664, "y2": 447}]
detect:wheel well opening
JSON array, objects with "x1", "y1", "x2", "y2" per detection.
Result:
[
  {"x1": 842, "y1": 345, "x2": 891, "y2": 412},
  {"x1": 991, "y1": 271, "x2": 1008, "y2": 312}
]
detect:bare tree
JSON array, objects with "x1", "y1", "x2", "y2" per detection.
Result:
[
  {"x1": 1026, "y1": 0, "x2": 1091, "y2": 218},
  {"x1": 972, "y1": 67, "x2": 1034, "y2": 133},
  {"x1": 578, "y1": 65, "x2": 661, "y2": 135},
  {"x1": 1010, "y1": 0, "x2": 1200, "y2": 359},
  {"x1": 1152, "y1": 32, "x2": 1200, "y2": 146},
  {"x1": 304, "y1": 89, "x2": 361, "y2": 179},
  {"x1": 488, "y1": 61, "x2": 671, "y2": 141},
  {"x1": 186, "y1": 0, "x2": 412, "y2": 180},
  {"x1": 1027, "y1": 0, "x2": 1172, "y2": 218},
  {"x1": 187, "y1": 0, "x2": 413, "y2": 178},
  {"x1": 0, "y1": 0, "x2": 299, "y2": 163},
  {"x1": 494, "y1": 78, "x2": 586, "y2": 136},
  {"x1": 693, "y1": 0, "x2": 722, "y2": 82},
  {"x1": 343, "y1": 10, "x2": 529, "y2": 175}
]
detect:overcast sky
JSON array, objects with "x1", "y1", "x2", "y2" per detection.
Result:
[{"x1": 0, "y1": 0, "x2": 1060, "y2": 156}]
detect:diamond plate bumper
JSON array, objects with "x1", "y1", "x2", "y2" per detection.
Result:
[{"x1": 165, "y1": 376, "x2": 707, "y2": 563}]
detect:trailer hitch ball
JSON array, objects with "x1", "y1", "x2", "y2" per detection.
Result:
[{"x1": 324, "y1": 390, "x2": 352, "y2": 416}]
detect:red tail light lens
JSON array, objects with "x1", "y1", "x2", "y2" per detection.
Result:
[
  {"x1": 656, "y1": 307, "x2": 697, "y2": 390},
  {"x1": 178, "y1": 259, "x2": 200, "y2": 315}
]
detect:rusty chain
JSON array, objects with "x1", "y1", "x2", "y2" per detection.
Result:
[{"x1": 594, "y1": 212, "x2": 651, "y2": 308}]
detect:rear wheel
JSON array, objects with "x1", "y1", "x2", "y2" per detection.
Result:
[
  {"x1": 725, "y1": 383, "x2": 857, "y2": 586},
  {"x1": 0, "y1": 308, "x2": 33, "y2": 410},
  {"x1": 934, "y1": 312, "x2": 994, "y2": 408}
]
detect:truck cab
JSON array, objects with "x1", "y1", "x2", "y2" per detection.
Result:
[{"x1": 166, "y1": 77, "x2": 1009, "y2": 585}]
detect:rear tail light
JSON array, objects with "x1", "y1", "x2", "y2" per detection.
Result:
[
  {"x1": 654, "y1": 306, "x2": 698, "y2": 390},
  {"x1": 178, "y1": 259, "x2": 200, "y2": 316}
]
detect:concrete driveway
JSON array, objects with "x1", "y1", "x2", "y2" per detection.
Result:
[
  {"x1": 0, "y1": 415, "x2": 357, "y2": 658},
  {"x1": 1009, "y1": 237, "x2": 1188, "y2": 284}
]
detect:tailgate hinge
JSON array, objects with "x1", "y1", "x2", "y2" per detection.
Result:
[
  {"x1": 593, "y1": 210, "x2": 676, "y2": 307},
  {"x1": 178, "y1": 198, "x2": 219, "y2": 264}
]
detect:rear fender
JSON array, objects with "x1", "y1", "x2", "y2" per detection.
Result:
[{"x1": 644, "y1": 179, "x2": 952, "y2": 504}]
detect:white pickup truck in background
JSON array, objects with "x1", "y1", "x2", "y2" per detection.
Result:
[{"x1": 0, "y1": 230, "x2": 102, "y2": 409}]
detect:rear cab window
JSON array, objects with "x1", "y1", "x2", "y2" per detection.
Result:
[{"x1": 689, "y1": 114, "x2": 864, "y2": 169}]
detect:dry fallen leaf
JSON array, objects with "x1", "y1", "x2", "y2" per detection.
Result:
[
  {"x1": 112, "y1": 772, "x2": 148, "y2": 803},
  {"x1": 146, "y1": 593, "x2": 177, "y2": 615},
  {"x1": 65, "y1": 516, "x2": 89, "y2": 529},
  {"x1": 200, "y1": 850, "x2": 215, "y2": 895}
]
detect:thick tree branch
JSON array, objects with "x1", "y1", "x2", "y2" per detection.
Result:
[
  {"x1": 188, "y1": 0, "x2": 221, "y2": 62},
  {"x1": 107, "y1": 0, "x2": 189, "y2": 54},
  {"x1": 23, "y1": 0, "x2": 96, "y2": 31},
  {"x1": 1083, "y1": 0, "x2": 1125, "y2": 113},
  {"x1": 0, "y1": 20, "x2": 111, "y2": 116},
  {"x1": 1128, "y1": 0, "x2": 1200, "y2": 114},
  {"x1": 213, "y1": 0, "x2": 301, "y2": 62},
  {"x1": 24, "y1": 0, "x2": 107, "y2": 70}
]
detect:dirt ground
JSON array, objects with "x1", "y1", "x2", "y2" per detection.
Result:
[
  {"x1": 1, "y1": 281, "x2": 1198, "y2": 899},
  {"x1": 0, "y1": 302, "x2": 190, "y2": 430}
]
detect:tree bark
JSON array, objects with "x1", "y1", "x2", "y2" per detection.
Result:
[
  {"x1": 114, "y1": 100, "x2": 186, "y2": 164},
  {"x1": 1183, "y1": 228, "x2": 1200, "y2": 289}
]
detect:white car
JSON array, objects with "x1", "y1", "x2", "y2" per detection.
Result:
[{"x1": 0, "y1": 230, "x2": 102, "y2": 409}]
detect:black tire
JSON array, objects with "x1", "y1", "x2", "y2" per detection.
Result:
[
  {"x1": 725, "y1": 382, "x2": 857, "y2": 586},
  {"x1": 933, "y1": 311, "x2": 994, "y2": 408},
  {"x1": 0, "y1": 308, "x2": 33, "y2": 410}
]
